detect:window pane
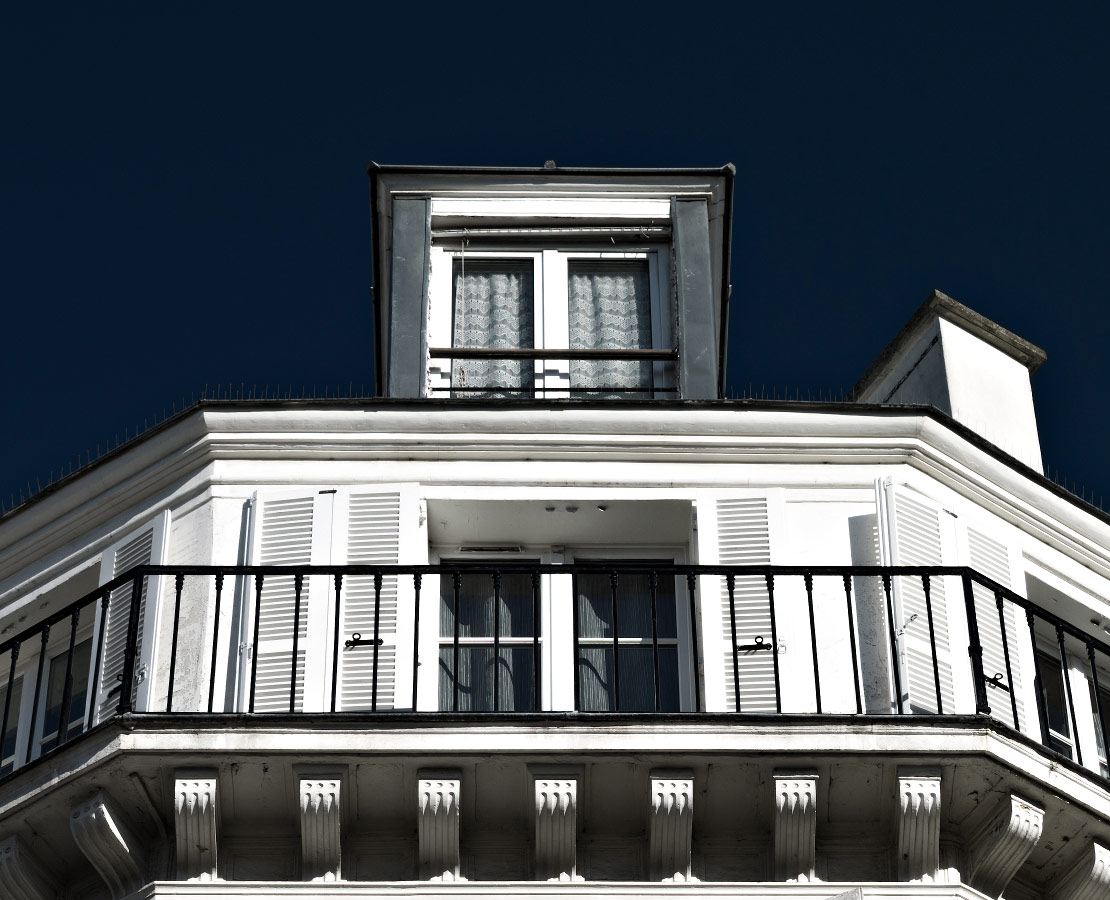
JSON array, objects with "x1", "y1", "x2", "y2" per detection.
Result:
[
  {"x1": 0, "y1": 676, "x2": 22, "y2": 776},
  {"x1": 568, "y1": 260, "x2": 652, "y2": 398},
  {"x1": 41, "y1": 639, "x2": 91, "y2": 751},
  {"x1": 438, "y1": 646, "x2": 535, "y2": 712},
  {"x1": 452, "y1": 260, "x2": 535, "y2": 397},
  {"x1": 440, "y1": 572, "x2": 535, "y2": 639},
  {"x1": 1035, "y1": 650, "x2": 1072, "y2": 757},
  {"x1": 576, "y1": 572, "x2": 676, "y2": 640},
  {"x1": 577, "y1": 646, "x2": 679, "y2": 712}
]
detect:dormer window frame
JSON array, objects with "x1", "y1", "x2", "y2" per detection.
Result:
[{"x1": 426, "y1": 241, "x2": 675, "y2": 399}]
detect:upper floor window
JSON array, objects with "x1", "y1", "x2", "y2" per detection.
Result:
[{"x1": 428, "y1": 247, "x2": 674, "y2": 399}]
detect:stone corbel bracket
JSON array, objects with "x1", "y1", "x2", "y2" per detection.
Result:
[
  {"x1": 1050, "y1": 839, "x2": 1110, "y2": 900},
  {"x1": 773, "y1": 769, "x2": 818, "y2": 883},
  {"x1": 531, "y1": 767, "x2": 581, "y2": 882},
  {"x1": 897, "y1": 767, "x2": 942, "y2": 883},
  {"x1": 174, "y1": 769, "x2": 219, "y2": 881},
  {"x1": 649, "y1": 768, "x2": 696, "y2": 882},
  {"x1": 0, "y1": 835, "x2": 59, "y2": 900},
  {"x1": 965, "y1": 791, "x2": 1044, "y2": 899},
  {"x1": 418, "y1": 769, "x2": 464, "y2": 881},
  {"x1": 299, "y1": 773, "x2": 343, "y2": 882},
  {"x1": 70, "y1": 791, "x2": 147, "y2": 900}
]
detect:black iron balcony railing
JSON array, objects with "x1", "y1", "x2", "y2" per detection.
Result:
[
  {"x1": 1, "y1": 564, "x2": 1108, "y2": 781},
  {"x1": 427, "y1": 347, "x2": 679, "y2": 396}
]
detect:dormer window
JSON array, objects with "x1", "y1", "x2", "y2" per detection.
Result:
[{"x1": 428, "y1": 246, "x2": 673, "y2": 398}]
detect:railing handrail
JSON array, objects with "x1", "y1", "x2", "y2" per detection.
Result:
[
  {"x1": 428, "y1": 347, "x2": 678, "y2": 361},
  {"x1": 4, "y1": 562, "x2": 1107, "y2": 660}
]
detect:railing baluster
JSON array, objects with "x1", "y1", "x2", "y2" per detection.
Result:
[
  {"x1": 1087, "y1": 642, "x2": 1109, "y2": 770},
  {"x1": 1, "y1": 641, "x2": 19, "y2": 765},
  {"x1": 248, "y1": 574, "x2": 264, "y2": 713},
  {"x1": 290, "y1": 573, "x2": 304, "y2": 713},
  {"x1": 922, "y1": 574, "x2": 943, "y2": 714},
  {"x1": 87, "y1": 591, "x2": 110, "y2": 730},
  {"x1": 1026, "y1": 610, "x2": 1050, "y2": 746},
  {"x1": 1056, "y1": 625, "x2": 1082, "y2": 765},
  {"x1": 804, "y1": 573, "x2": 821, "y2": 714},
  {"x1": 372, "y1": 571, "x2": 383, "y2": 712},
  {"x1": 118, "y1": 572, "x2": 145, "y2": 715},
  {"x1": 411, "y1": 574, "x2": 421, "y2": 713},
  {"x1": 27, "y1": 625, "x2": 49, "y2": 758},
  {"x1": 995, "y1": 590, "x2": 1020, "y2": 729},
  {"x1": 686, "y1": 573, "x2": 701, "y2": 713},
  {"x1": 610, "y1": 571, "x2": 621, "y2": 713},
  {"x1": 648, "y1": 571, "x2": 660, "y2": 713},
  {"x1": 492, "y1": 571, "x2": 502, "y2": 713},
  {"x1": 962, "y1": 573, "x2": 990, "y2": 715},
  {"x1": 766, "y1": 572, "x2": 782, "y2": 714},
  {"x1": 452, "y1": 571, "x2": 461, "y2": 713},
  {"x1": 58, "y1": 607, "x2": 80, "y2": 745},
  {"x1": 726, "y1": 572, "x2": 740, "y2": 711},
  {"x1": 531, "y1": 571, "x2": 541, "y2": 712},
  {"x1": 843, "y1": 574, "x2": 862, "y2": 714},
  {"x1": 883, "y1": 573, "x2": 905, "y2": 715},
  {"x1": 166, "y1": 573, "x2": 184, "y2": 713},
  {"x1": 208, "y1": 573, "x2": 224, "y2": 714},
  {"x1": 331, "y1": 573, "x2": 344, "y2": 713}
]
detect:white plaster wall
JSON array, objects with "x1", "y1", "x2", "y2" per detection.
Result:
[
  {"x1": 857, "y1": 318, "x2": 950, "y2": 412},
  {"x1": 938, "y1": 318, "x2": 1043, "y2": 472}
]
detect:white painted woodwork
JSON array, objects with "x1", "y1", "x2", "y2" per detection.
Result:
[
  {"x1": 964, "y1": 792, "x2": 1044, "y2": 899},
  {"x1": 648, "y1": 769, "x2": 695, "y2": 883},
  {"x1": 70, "y1": 790, "x2": 147, "y2": 900},
  {"x1": 896, "y1": 768, "x2": 941, "y2": 882},
  {"x1": 1050, "y1": 839, "x2": 1110, "y2": 900},
  {"x1": 532, "y1": 773, "x2": 579, "y2": 882},
  {"x1": 773, "y1": 770, "x2": 818, "y2": 883},
  {"x1": 418, "y1": 771, "x2": 462, "y2": 881},
  {"x1": 174, "y1": 770, "x2": 218, "y2": 881},
  {"x1": 299, "y1": 775, "x2": 342, "y2": 882},
  {"x1": 0, "y1": 835, "x2": 57, "y2": 900}
]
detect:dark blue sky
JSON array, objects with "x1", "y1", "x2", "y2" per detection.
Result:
[{"x1": 1, "y1": 5, "x2": 1108, "y2": 511}]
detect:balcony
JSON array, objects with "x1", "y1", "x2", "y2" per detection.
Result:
[{"x1": 1, "y1": 563, "x2": 1108, "y2": 784}]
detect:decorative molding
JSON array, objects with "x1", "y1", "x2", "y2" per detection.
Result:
[
  {"x1": 0, "y1": 836, "x2": 58, "y2": 900},
  {"x1": 965, "y1": 792, "x2": 1044, "y2": 899},
  {"x1": 897, "y1": 768, "x2": 942, "y2": 882},
  {"x1": 418, "y1": 770, "x2": 463, "y2": 881},
  {"x1": 70, "y1": 791, "x2": 146, "y2": 900},
  {"x1": 649, "y1": 769, "x2": 696, "y2": 883},
  {"x1": 1050, "y1": 839, "x2": 1110, "y2": 900},
  {"x1": 773, "y1": 770, "x2": 818, "y2": 883},
  {"x1": 533, "y1": 773, "x2": 580, "y2": 881},
  {"x1": 174, "y1": 770, "x2": 218, "y2": 881},
  {"x1": 300, "y1": 775, "x2": 343, "y2": 882}
]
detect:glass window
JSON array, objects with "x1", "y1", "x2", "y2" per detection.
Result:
[
  {"x1": 438, "y1": 570, "x2": 537, "y2": 711},
  {"x1": 1035, "y1": 649, "x2": 1073, "y2": 758},
  {"x1": 40, "y1": 639, "x2": 91, "y2": 753},
  {"x1": 575, "y1": 567, "x2": 679, "y2": 712},
  {"x1": 0, "y1": 677, "x2": 22, "y2": 776}
]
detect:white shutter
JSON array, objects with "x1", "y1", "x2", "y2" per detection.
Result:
[
  {"x1": 882, "y1": 485, "x2": 956, "y2": 714},
  {"x1": 967, "y1": 527, "x2": 1025, "y2": 732},
  {"x1": 89, "y1": 512, "x2": 170, "y2": 723},
  {"x1": 247, "y1": 491, "x2": 332, "y2": 712},
  {"x1": 332, "y1": 487, "x2": 417, "y2": 711},
  {"x1": 716, "y1": 498, "x2": 774, "y2": 712}
]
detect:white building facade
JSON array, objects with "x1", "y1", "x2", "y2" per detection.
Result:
[{"x1": 0, "y1": 165, "x2": 1106, "y2": 900}]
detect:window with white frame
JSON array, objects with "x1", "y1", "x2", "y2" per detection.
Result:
[{"x1": 426, "y1": 247, "x2": 674, "y2": 399}]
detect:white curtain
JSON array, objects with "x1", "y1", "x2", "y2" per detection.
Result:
[
  {"x1": 452, "y1": 261, "x2": 534, "y2": 397},
  {"x1": 568, "y1": 261, "x2": 652, "y2": 397}
]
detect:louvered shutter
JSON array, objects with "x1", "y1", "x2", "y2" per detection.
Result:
[
  {"x1": 248, "y1": 491, "x2": 331, "y2": 712},
  {"x1": 882, "y1": 484, "x2": 955, "y2": 714},
  {"x1": 967, "y1": 527, "x2": 1025, "y2": 732},
  {"x1": 89, "y1": 512, "x2": 170, "y2": 723},
  {"x1": 716, "y1": 497, "x2": 774, "y2": 712},
  {"x1": 331, "y1": 487, "x2": 417, "y2": 711}
]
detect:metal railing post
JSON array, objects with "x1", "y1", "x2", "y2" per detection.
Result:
[
  {"x1": 962, "y1": 572, "x2": 991, "y2": 715},
  {"x1": 117, "y1": 572, "x2": 146, "y2": 715}
]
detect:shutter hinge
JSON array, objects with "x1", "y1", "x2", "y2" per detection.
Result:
[{"x1": 319, "y1": 489, "x2": 338, "y2": 495}]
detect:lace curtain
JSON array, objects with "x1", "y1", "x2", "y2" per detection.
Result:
[
  {"x1": 568, "y1": 261, "x2": 652, "y2": 398},
  {"x1": 452, "y1": 260, "x2": 534, "y2": 397}
]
